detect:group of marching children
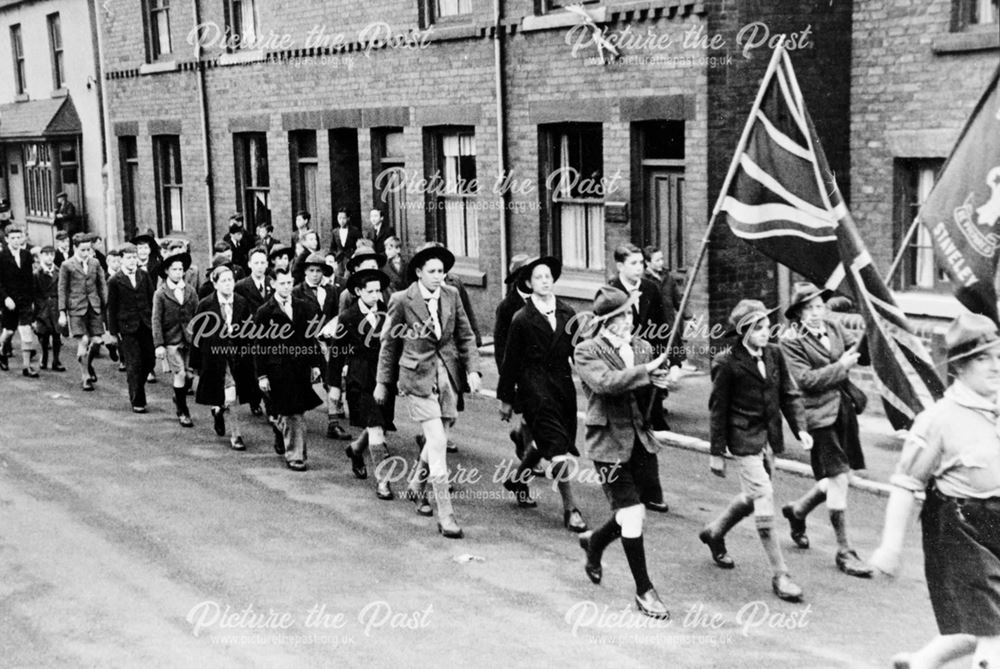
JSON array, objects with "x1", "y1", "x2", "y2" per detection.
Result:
[{"x1": 9, "y1": 212, "x2": 1000, "y2": 662}]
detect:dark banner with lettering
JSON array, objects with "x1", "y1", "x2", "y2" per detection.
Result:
[{"x1": 919, "y1": 66, "x2": 1000, "y2": 324}]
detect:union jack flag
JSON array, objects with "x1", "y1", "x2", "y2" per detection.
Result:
[{"x1": 720, "y1": 45, "x2": 944, "y2": 429}]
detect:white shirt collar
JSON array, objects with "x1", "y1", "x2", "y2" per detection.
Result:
[
  {"x1": 601, "y1": 328, "x2": 631, "y2": 350},
  {"x1": 618, "y1": 275, "x2": 641, "y2": 292},
  {"x1": 417, "y1": 281, "x2": 440, "y2": 301}
]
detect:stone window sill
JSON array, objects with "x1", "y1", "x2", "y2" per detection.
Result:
[
  {"x1": 932, "y1": 28, "x2": 1000, "y2": 54},
  {"x1": 218, "y1": 49, "x2": 266, "y2": 66},
  {"x1": 139, "y1": 60, "x2": 179, "y2": 75}
]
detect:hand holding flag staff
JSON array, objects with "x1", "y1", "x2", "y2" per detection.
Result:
[{"x1": 646, "y1": 38, "x2": 944, "y2": 430}]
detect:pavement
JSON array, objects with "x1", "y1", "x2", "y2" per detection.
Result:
[{"x1": 0, "y1": 349, "x2": 954, "y2": 669}]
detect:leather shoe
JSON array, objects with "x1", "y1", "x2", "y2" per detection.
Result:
[
  {"x1": 178, "y1": 414, "x2": 193, "y2": 428},
  {"x1": 211, "y1": 408, "x2": 226, "y2": 436},
  {"x1": 698, "y1": 528, "x2": 735, "y2": 569},
  {"x1": 578, "y1": 532, "x2": 602, "y2": 584},
  {"x1": 404, "y1": 488, "x2": 433, "y2": 516},
  {"x1": 644, "y1": 500, "x2": 670, "y2": 514},
  {"x1": 772, "y1": 572, "x2": 804, "y2": 602},
  {"x1": 509, "y1": 429, "x2": 525, "y2": 460},
  {"x1": 22, "y1": 368, "x2": 39, "y2": 378},
  {"x1": 229, "y1": 436, "x2": 246, "y2": 451},
  {"x1": 437, "y1": 518, "x2": 464, "y2": 539},
  {"x1": 782, "y1": 504, "x2": 810, "y2": 549},
  {"x1": 82, "y1": 379, "x2": 94, "y2": 391},
  {"x1": 634, "y1": 588, "x2": 670, "y2": 620},
  {"x1": 836, "y1": 549, "x2": 874, "y2": 578},
  {"x1": 376, "y1": 481, "x2": 394, "y2": 500},
  {"x1": 131, "y1": 405, "x2": 147, "y2": 414},
  {"x1": 345, "y1": 445, "x2": 368, "y2": 479},
  {"x1": 51, "y1": 362, "x2": 66, "y2": 372},
  {"x1": 270, "y1": 422, "x2": 285, "y2": 455},
  {"x1": 502, "y1": 476, "x2": 536, "y2": 508},
  {"x1": 446, "y1": 440, "x2": 458, "y2": 453},
  {"x1": 564, "y1": 508, "x2": 588, "y2": 533},
  {"x1": 286, "y1": 460, "x2": 307, "y2": 472},
  {"x1": 327, "y1": 422, "x2": 351, "y2": 440},
  {"x1": 890, "y1": 652, "x2": 914, "y2": 669},
  {"x1": 107, "y1": 344, "x2": 119, "y2": 362}
]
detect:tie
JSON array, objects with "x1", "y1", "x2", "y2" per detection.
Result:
[
  {"x1": 12, "y1": 251, "x2": 19, "y2": 269},
  {"x1": 280, "y1": 298, "x2": 292, "y2": 320},
  {"x1": 540, "y1": 305, "x2": 556, "y2": 330},
  {"x1": 221, "y1": 301, "x2": 233, "y2": 326},
  {"x1": 424, "y1": 297, "x2": 442, "y2": 339},
  {"x1": 751, "y1": 354, "x2": 766, "y2": 379}
]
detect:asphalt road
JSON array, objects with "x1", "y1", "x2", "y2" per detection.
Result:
[{"x1": 0, "y1": 356, "x2": 950, "y2": 668}]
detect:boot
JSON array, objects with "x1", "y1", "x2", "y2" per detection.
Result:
[
  {"x1": 86, "y1": 344, "x2": 99, "y2": 382},
  {"x1": 174, "y1": 387, "x2": 193, "y2": 427},
  {"x1": 783, "y1": 485, "x2": 826, "y2": 549},
  {"x1": 431, "y1": 477, "x2": 462, "y2": 539},
  {"x1": 404, "y1": 459, "x2": 433, "y2": 516},
  {"x1": 699, "y1": 495, "x2": 754, "y2": 569}
]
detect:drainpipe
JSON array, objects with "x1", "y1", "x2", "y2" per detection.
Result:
[
  {"x1": 193, "y1": 0, "x2": 216, "y2": 249},
  {"x1": 88, "y1": 0, "x2": 116, "y2": 244},
  {"x1": 493, "y1": 0, "x2": 509, "y2": 294}
]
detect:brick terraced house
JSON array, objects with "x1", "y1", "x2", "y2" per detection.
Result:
[{"x1": 97, "y1": 0, "x2": 853, "y2": 346}]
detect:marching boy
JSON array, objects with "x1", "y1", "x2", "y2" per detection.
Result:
[
  {"x1": 700, "y1": 299, "x2": 812, "y2": 602},
  {"x1": 58, "y1": 233, "x2": 108, "y2": 390},
  {"x1": 574, "y1": 286, "x2": 672, "y2": 619},
  {"x1": 34, "y1": 245, "x2": 64, "y2": 371},
  {"x1": 152, "y1": 251, "x2": 197, "y2": 427}
]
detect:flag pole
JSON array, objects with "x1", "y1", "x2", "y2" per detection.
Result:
[
  {"x1": 644, "y1": 40, "x2": 788, "y2": 423},
  {"x1": 885, "y1": 216, "x2": 920, "y2": 285}
]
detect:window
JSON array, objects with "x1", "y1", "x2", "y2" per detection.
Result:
[
  {"x1": 422, "y1": 0, "x2": 473, "y2": 25},
  {"x1": 153, "y1": 136, "x2": 183, "y2": 234},
  {"x1": 427, "y1": 129, "x2": 478, "y2": 259},
  {"x1": 22, "y1": 144, "x2": 54, "y2": 218},
  {"x1": 143, "y1": 0, "x2": 172, "y2": 60},
  {"x1": 119, "y1": 137, "x2": 140, "y2": 239},
  {"x1": 541, "y1": 123, "x2": 605, "y2": 270},
  {"x1": 289, "y1": 130, "x2": 318, "y2": 224},
  {"x1": 894, "y1": 159, "x2": 946, "y2": 291},
  {"x1": 10, "y1": 24, "x2": 25, "y2": 95},
  {"x1": 234, "y1": 132, "x2": 270, "y2": 229},
  {"x1": 47, "y1": 13, "x2": 64, "y2": 90},
  {"x1": 955, "y1": 0, "x2": 999, "y2": 29},
  {"x1": 539, "y1": 0, "x2": 598, "y2": 13},
  {"x1": 224, "y1": 0, "x2": 257, "y2": 50}
]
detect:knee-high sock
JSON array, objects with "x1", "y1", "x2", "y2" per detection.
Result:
[
  {"x1": 588, "y1": 517, "x2": 621, "y2": 561},
  {"x1": 551, "y1": 460, "x2": 577, "y2": 511},
  {"x1": 757, "y1": 525, "x2": 788, "y2": 576},
  {"x1": 621, "y1": 535, "x2": 653, "y2": 595},
  {"x1": 706, "y1": 493, "x2": 754, "y2": 539},
  {"x1": 791, "y1": 484, "x2": 826, "y2": 519},
  {"x1": 173, "y1": 386, "x2": 189, "y2": 416},
  {"x1": 40, "y1": 336, "x2": 50, "y2": 366},
  {"x1": 829, "y1": 509, "x2": 851, "y2": 552}
]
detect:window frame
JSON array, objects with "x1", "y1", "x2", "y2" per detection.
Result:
[
  {"x1": 234, "y1": 132, "x2": 271, "y2": 230},
  {"x1": 425, "y1": 127, "x2": 479, "y2": 259},
  {"x1": 893, "y1": 158, "x2": 949, "y2": 293},
  {"x1": 153, "y1": 135, "x2": 184, "y2": 235},
  {"x1": 288, "y1": 129, "x2": 318, "y2": 225},
  {"x1": 47, "y1": 13, "x2": 64, "y2": 90},
  {"x1": 952, "y1": 0, "x2": 999, "y2": 31},
  {"x1": 143, "y1": 0, "x2": 173, "y2": 61},
  {"x1": 224, "y1": 0, "x2": 258, "y2": 51},
  {"x1": 539, "y1": 122, "x2": 606, "y2": 271},
  {"x1": 10, "y1": 24, "x2": 25, "y2": 95},
  {"x1": 119, "y1": 136, "x2": 140, "y2": 238},
  {"x1": 22, "y1": 143, "x2": 54, "y2": 219}
]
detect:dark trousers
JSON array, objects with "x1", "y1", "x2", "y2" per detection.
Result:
[{"x1": 120, "y1": 325, "x2": 155, "y2": 407}]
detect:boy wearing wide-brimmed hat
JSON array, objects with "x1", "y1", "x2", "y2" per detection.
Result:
[
  {"x1": 375, "y1": 242, "x2": 481, "y2": 538},
  {"x1": 340, "y1": 268, "x2": 397, "y2": 499},
  {"x1": 293, "y1": 251, "x2": 350, "y2": 441},
  {"x1": 494, "y1": 254, "x2": 538, "y2": 463},
  {"x1": 574, "y1": 285, "x2": 672, "y2": 620},
  {"x1": 152, "y1": 251, "x2": 197, "y2": 427},
  {"x1": 779, "y1": 282, "x2": 874, "y2": 579},
  {"x1": 700, "y1": 299, "x2": 811, "y2": 602}
]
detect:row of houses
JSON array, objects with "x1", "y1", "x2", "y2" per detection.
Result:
[{"x1": 0, "y1": 0, "x2": 996, "y2": 350}]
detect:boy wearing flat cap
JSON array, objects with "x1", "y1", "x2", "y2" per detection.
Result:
[
  {"x1": 574, "y1": 285, "x2": 672, "y2": 620},
  {"x1": 701, "y1": 299, "x2": 811, "y2": 602}
]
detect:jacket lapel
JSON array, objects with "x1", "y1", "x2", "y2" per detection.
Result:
[
  {"x1": 438, "y1": 288, "x2": 454, "y2": 338},
  {"x1": 405, "y1": 284, "x2": 434, "y2": 337}
]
